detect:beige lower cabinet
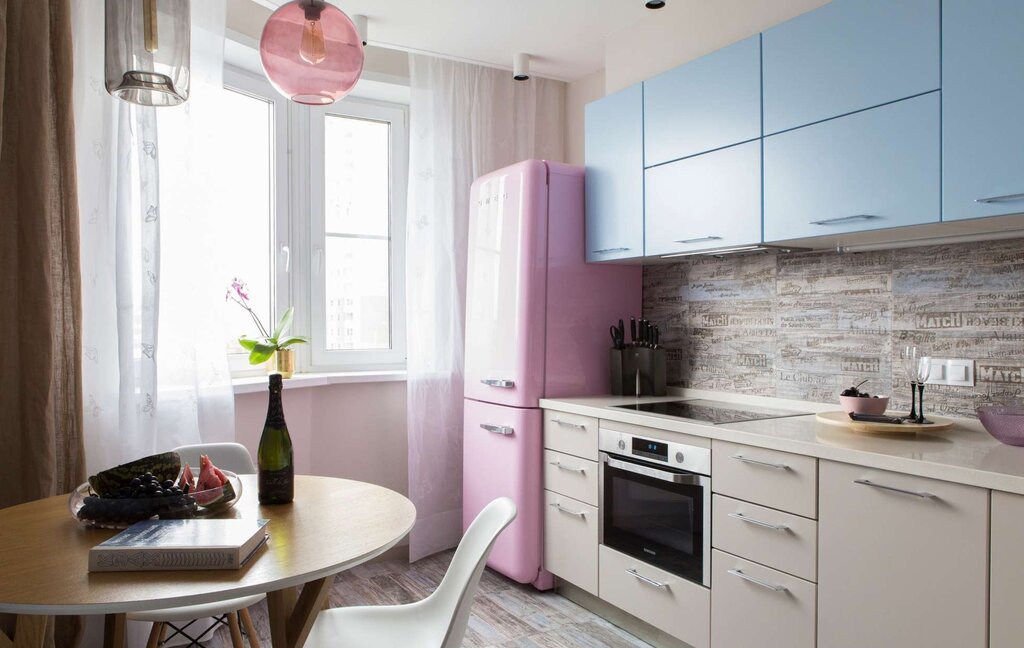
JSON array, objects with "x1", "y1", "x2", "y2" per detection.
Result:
[
  {"x1": 711, "y1": 550, "x2": 815, "y2": 648},
  {"x1": 544, "y1": 490, "x2": 598, "y2": 594},
  {"x1": 818, "y1": 460, "x2": 988, "y2": 648},
  {"x1": 991, "y1": 490, "x2": 1024, "y2": 647},
  {"x1": 599, "y1": 545, "x2": 710, "y2": 648}
]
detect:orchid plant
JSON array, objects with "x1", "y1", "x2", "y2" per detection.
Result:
[{"x1": 226, "y1": 278, "x2": 308, "y2": 365}]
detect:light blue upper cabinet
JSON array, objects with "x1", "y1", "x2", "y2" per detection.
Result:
[
  {"x1": 643, "y1": 35, "x2": 762, "y2": 167},
  {"x1": 763, "y1": 93, "x2": 940, "y2": 242},
  {"x1": 943, "y1": 0, "x2": 1024, "y2": 221},
  {"x1": 762, "y1": 0, "x2": 940, "y2": 135},
  {"x1": 645, "y1": 141, "x2": 762, "y2": 256},
  {"x1": 585, "y1": 83, "x2": 644, "y2": 262}
]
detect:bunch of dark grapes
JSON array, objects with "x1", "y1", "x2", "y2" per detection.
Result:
[{"x1": 78, "y1": 472, "x2": 198, "y2": 526}]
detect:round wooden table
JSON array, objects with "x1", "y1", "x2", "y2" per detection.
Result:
[{"x1": 0, "y1": 475, "x2": 416, "y2": 648}]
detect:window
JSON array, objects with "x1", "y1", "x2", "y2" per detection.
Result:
[{"x1": 215, "y1": 65, "x2": 407, "y2": 375}]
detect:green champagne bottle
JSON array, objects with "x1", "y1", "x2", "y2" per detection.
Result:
[{"x1": 258, "y1": 373, "x2": 294, "y2": 504}]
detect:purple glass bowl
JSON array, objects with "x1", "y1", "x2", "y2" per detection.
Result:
[{"x1": 978, "y1": 405, "x2": 1024, "y2": 446}]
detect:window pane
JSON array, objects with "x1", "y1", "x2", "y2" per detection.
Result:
[
  {"x1": 324, "y1": 114, "x2": 390, "y2": 236},
  {"x1": 325, "y1": 237, "x2": 390, "y2": 350},
  {"x1": 217, "y1": 87, "x2": 274, "y2": 353}
]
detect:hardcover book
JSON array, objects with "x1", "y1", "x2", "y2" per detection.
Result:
[{"x1": 89, "y1": 518, "x2": 270, "y2": 572}]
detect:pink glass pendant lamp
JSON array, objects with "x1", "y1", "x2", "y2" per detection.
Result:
[{"x1": 259, "y1": 0, "x2": 364, "y2": 105}]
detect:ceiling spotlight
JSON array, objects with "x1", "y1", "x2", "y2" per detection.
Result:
[
  {"x1": 513, "y1": 53, "x2": 530, "y2": 81},
  {"x1": 645, "y1": 0, "x2": 666, "y2": 8},
  {"x1": 353, "y1": 14, "x2": 368, "y2": 47}
]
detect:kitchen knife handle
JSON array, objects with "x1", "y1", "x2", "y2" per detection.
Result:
[{"x1": 630, "y1": 317, "x2": 637, "y2": 345}]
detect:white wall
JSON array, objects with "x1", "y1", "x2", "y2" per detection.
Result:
[{"x1": 565, "y1": 70, "x2": 605, "y2": 166}]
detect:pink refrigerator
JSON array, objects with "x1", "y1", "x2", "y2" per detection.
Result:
[{"x1": 462, "y1": 160, "x2": 641, "y2": 589}]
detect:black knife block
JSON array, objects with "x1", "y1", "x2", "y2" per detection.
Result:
[{"x1": 611, "y1": 347, "x2": 666, "y2": 396}]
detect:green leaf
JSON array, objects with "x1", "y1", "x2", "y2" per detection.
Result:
[
  {"x1": 248, "y1": 342, "x2": 277, "y2": 365},
  {"x1": 238, "y1": 337, "x2": 258, "y2": 351},
  {"x1": 273, "y1": 307, "x2": 294, "y2": 340},
  {"x1": 277, "y1": 336, "x2": 309, "y2": 348}
]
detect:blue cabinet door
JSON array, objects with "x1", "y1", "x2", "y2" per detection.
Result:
[
  {"x1": 943, "y1": 0, "x2": 1024, "y2": 221},
  {"x1": 763, "y1": 93, "x2": 940, "y2": 242},
  {"x1": 585, "y1": 84, "x2": 644, "y2": 262},
  {"x1": 645, "y1": 141, "x2": 762, "y2": 256},
  {"x1": 644, "y1": 35, "x2": 761, "y2": 167},
  {"x1": 762, "y1": 0, "x2": 939, "y2": 135}
]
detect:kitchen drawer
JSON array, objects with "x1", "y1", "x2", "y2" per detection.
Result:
[
  {"x1": 711, "y1": 441, "x2": 817, "y2": 518},
  {"x1": 544, "y1": 491, "x2": 598, "y2": 595},
  {"x1": 599, "y1": 545, "x2": 710, "y2": 648},
  {"x1": 711, "y1": 550, "x2": 816, "y2": 648},
  {"x1": 543, "y1": 410, "x2": 598, "y2": 461},
  {"x1": 543, "y1": 449, "x2": 598, "y2": 506},
  {"x1": 712, "y1": 495, "x2": 817, "y2": 582}
]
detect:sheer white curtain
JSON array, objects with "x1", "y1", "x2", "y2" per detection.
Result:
[
  {"x1": 406, "y1": 55, "x2": 565, "y2": 560},
  {"x1": 74, "y1": 0, "x2": 234, "y2": 475}
]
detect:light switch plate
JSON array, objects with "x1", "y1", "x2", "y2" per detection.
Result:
[{"x1": 925, "y1": 358, "x2": 975, "y2": 387}]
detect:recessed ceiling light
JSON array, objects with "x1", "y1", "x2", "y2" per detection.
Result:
[{"x1": 645, "y1": 0, "x2": 666, "y2": 9}]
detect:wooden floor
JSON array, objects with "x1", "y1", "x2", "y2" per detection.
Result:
[{"x1": 202, "y1": 549, "x2": 653, "y2": 648}]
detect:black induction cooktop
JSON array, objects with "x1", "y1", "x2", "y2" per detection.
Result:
[{"x1": 612, "y1": 399, "x2": 810, "y2": 425}]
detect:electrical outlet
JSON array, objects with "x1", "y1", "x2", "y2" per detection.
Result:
[{"x1": 924, "y1": 358, "x2": 975, "y2": 387}]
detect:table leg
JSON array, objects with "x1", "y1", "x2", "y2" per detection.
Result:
[
  {"x1": 266, "y1": 577, "x2": 333, "y2": 648},
  {"x1": 102, "y1": 614, "x2": 126, "y2": 648},
  {"x1": 3, "y1": 615, "x2": 48, "y2": 648}
]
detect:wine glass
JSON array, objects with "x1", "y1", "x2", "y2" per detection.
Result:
[
  {"x1": 913, "y1": 356, "x2": 933, "y2": 423},
  {"x1": 901, "y1": 346, "x2": 922, "y2": 420}
]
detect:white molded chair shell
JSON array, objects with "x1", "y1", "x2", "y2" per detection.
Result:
[
  {"x1": 305, "y1": 497, "x2": 518, "y2": 648},
  {"x1": 125, "y1": 594, "x2": 266, "y2": 622},
  {"x1": 173, "y1": 442, "x2": 257, "y2": 475}
]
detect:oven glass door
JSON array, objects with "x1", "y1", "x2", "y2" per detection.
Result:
[{"x1": 602, "y1": 453, "x2": 710, "y2": 586}]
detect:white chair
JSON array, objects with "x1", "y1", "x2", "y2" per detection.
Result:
[
  {"x1": 127, "y1": 442, "x2": 264, "y2": 648},
  {"x1": 305, "y1": 497, "x2": 517, "y2": 648}
]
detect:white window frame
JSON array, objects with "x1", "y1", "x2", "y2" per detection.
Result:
[
  {"x1": 307, "y1": 98, "x2": 408, "y2": 370},
  {"x1": 222, "y1": 66, "x2": 292, "y2": 377}
]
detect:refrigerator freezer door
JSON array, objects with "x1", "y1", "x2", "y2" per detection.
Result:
[
  {"x1": 464, "y1": 160, "x2": 549, "y2": 408},
  {"x1": 462, "y1": 398, "x2": 545, "y2": 585}
]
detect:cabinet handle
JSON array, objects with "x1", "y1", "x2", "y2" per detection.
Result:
[
  {"x1": 591, "y1": 247, "x2": 630, "y2": 254},
  {"x1": 674, "y1": 236, "x2": 722, "y2": 244},
  {"x1": 727, "y1": 569, "x2": 788, "y2": 593},
  {"x1": 549, "y1": 502, "x2": 586, "y2": 518},
  {"x1": 479, "y1": 424, "x2": 514, "y2": 436},
  {"x1": 550, "y1": 418, "x2": 586, "y2": 430},
  {"x1": 975, "y1": 192, "x2": 1024, "y2": 204},
  {"x1": 853, "y1": 479, "x2": 937, "y2": 500},
  {"x1": 480, "y1": 378, "x2": 515, "y2": 388},
  {"x1": 626, "y1": 568, "x2": 667, "y2": 589},
  {"x1": 809, "y1": 214, "x2": 881, "y2": 226},
  {"x1": 728, "y1": 512, "x2": 789, "y2": 532},
  {"x1": 549, "y1": 461, "x2": 586, "y2": 474},
  {"x1": 731, "y1": 454, "x2": 789, "y2": 471}
]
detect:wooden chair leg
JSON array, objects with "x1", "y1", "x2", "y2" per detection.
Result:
[
  {"x1": 145, "y1": 622, "x2": 163, "y2": 648},
  {"x1": 227, "y1": 614, "x2": 244, "y2": 648},
  {"x1": 238, "y1": 609, "x2": 261, "y2": 648}
]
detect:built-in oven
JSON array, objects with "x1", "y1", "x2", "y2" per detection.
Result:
[{"x1": 599, "y1": 426, "x2": 712, "y2": 587}]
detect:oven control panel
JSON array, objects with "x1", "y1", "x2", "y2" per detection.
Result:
[{"x1": 599, "y1": 427, "x2": 712, "y2": 476}]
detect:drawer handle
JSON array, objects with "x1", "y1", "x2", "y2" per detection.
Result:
[
  {"x1": 674, "y1": 235, "x2": 722, "y2": 244},
  {"x1": 626, "y1": 568, "x2": 667, "y2": 589},
  {"x1": 731, "y1": 454, "x2": 789, "y2": 471},
  {"x1": 591, "y1": 247, "x2": 630, "y2": 254},
  {"x1": 549, "y1": 461, "x2": 586, "y2": 474},
  {"x1": 975, "y1": 192, "x2": 1024, "y2": 204},
  {"x1": 550, "y1": 418, "x2": 586, "y2": 430},
  {"x1": 480, "y1": 424, "x2": 514, "y2": 436},
  {"x1": 728, "y1": 569, "x2": 788, "y2": 593},
  {"x1": 809, "y1": 214, "x2": 880, "y2": 226},
  {"x1": 853, "y1": 479, "x2": 937, "y2": 500},
  {"x1": 728, "y1": 512, "x2": 789, "y2": 532},
  {"x1": 549, "y1": 502, "x2": 586, "y2": 518},
  {"x1": 480, "y1": 378, "x2": 515, "y2": 388}
]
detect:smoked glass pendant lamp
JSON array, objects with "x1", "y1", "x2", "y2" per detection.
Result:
[
  {"x1": 259, "y1": 0, "x2": 364, "y2": 105},
  {"x1": 105, "y1": 0, "x2": 191, "y2": 107}
]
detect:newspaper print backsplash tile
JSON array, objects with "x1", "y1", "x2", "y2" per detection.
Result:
[{"x1": 642, "y1": 238, "x2": 1024, "y2": 418}]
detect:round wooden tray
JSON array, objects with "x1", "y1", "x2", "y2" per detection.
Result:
[{"x1": 816, "y1": 410, "x2": 954, "y2": 434}]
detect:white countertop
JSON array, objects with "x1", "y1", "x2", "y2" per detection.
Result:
[{"x1": 539, "y1": 389, "x2": 1024, "y2": 495}]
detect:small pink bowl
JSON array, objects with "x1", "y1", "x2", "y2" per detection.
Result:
[
  {"x1": 840, "y1": 395, "x2": 890, "y2": 415},
  {"x1": 978, "y1": 405, "x2": 1024, "y2": 446}
]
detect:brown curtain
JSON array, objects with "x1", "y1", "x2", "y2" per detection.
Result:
[{"x1": 0, "y1": 0, "x2": 85, "y2": 644}]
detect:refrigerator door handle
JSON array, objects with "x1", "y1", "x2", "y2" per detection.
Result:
[
  {"x1": 480, "y1": 378, "x2": 515, "y2": 388},
  {"x1": 480, "y1": 423, "x2": 515, "y2": 436}
]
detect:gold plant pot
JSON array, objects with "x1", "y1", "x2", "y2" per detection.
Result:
[{"x1": 267, "y1": 348, "x2": 295, "y2": 379}]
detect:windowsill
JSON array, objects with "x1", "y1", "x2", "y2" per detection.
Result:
[{"x1": 232, "y1": 370, "x2": 407, "y2": 395}]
